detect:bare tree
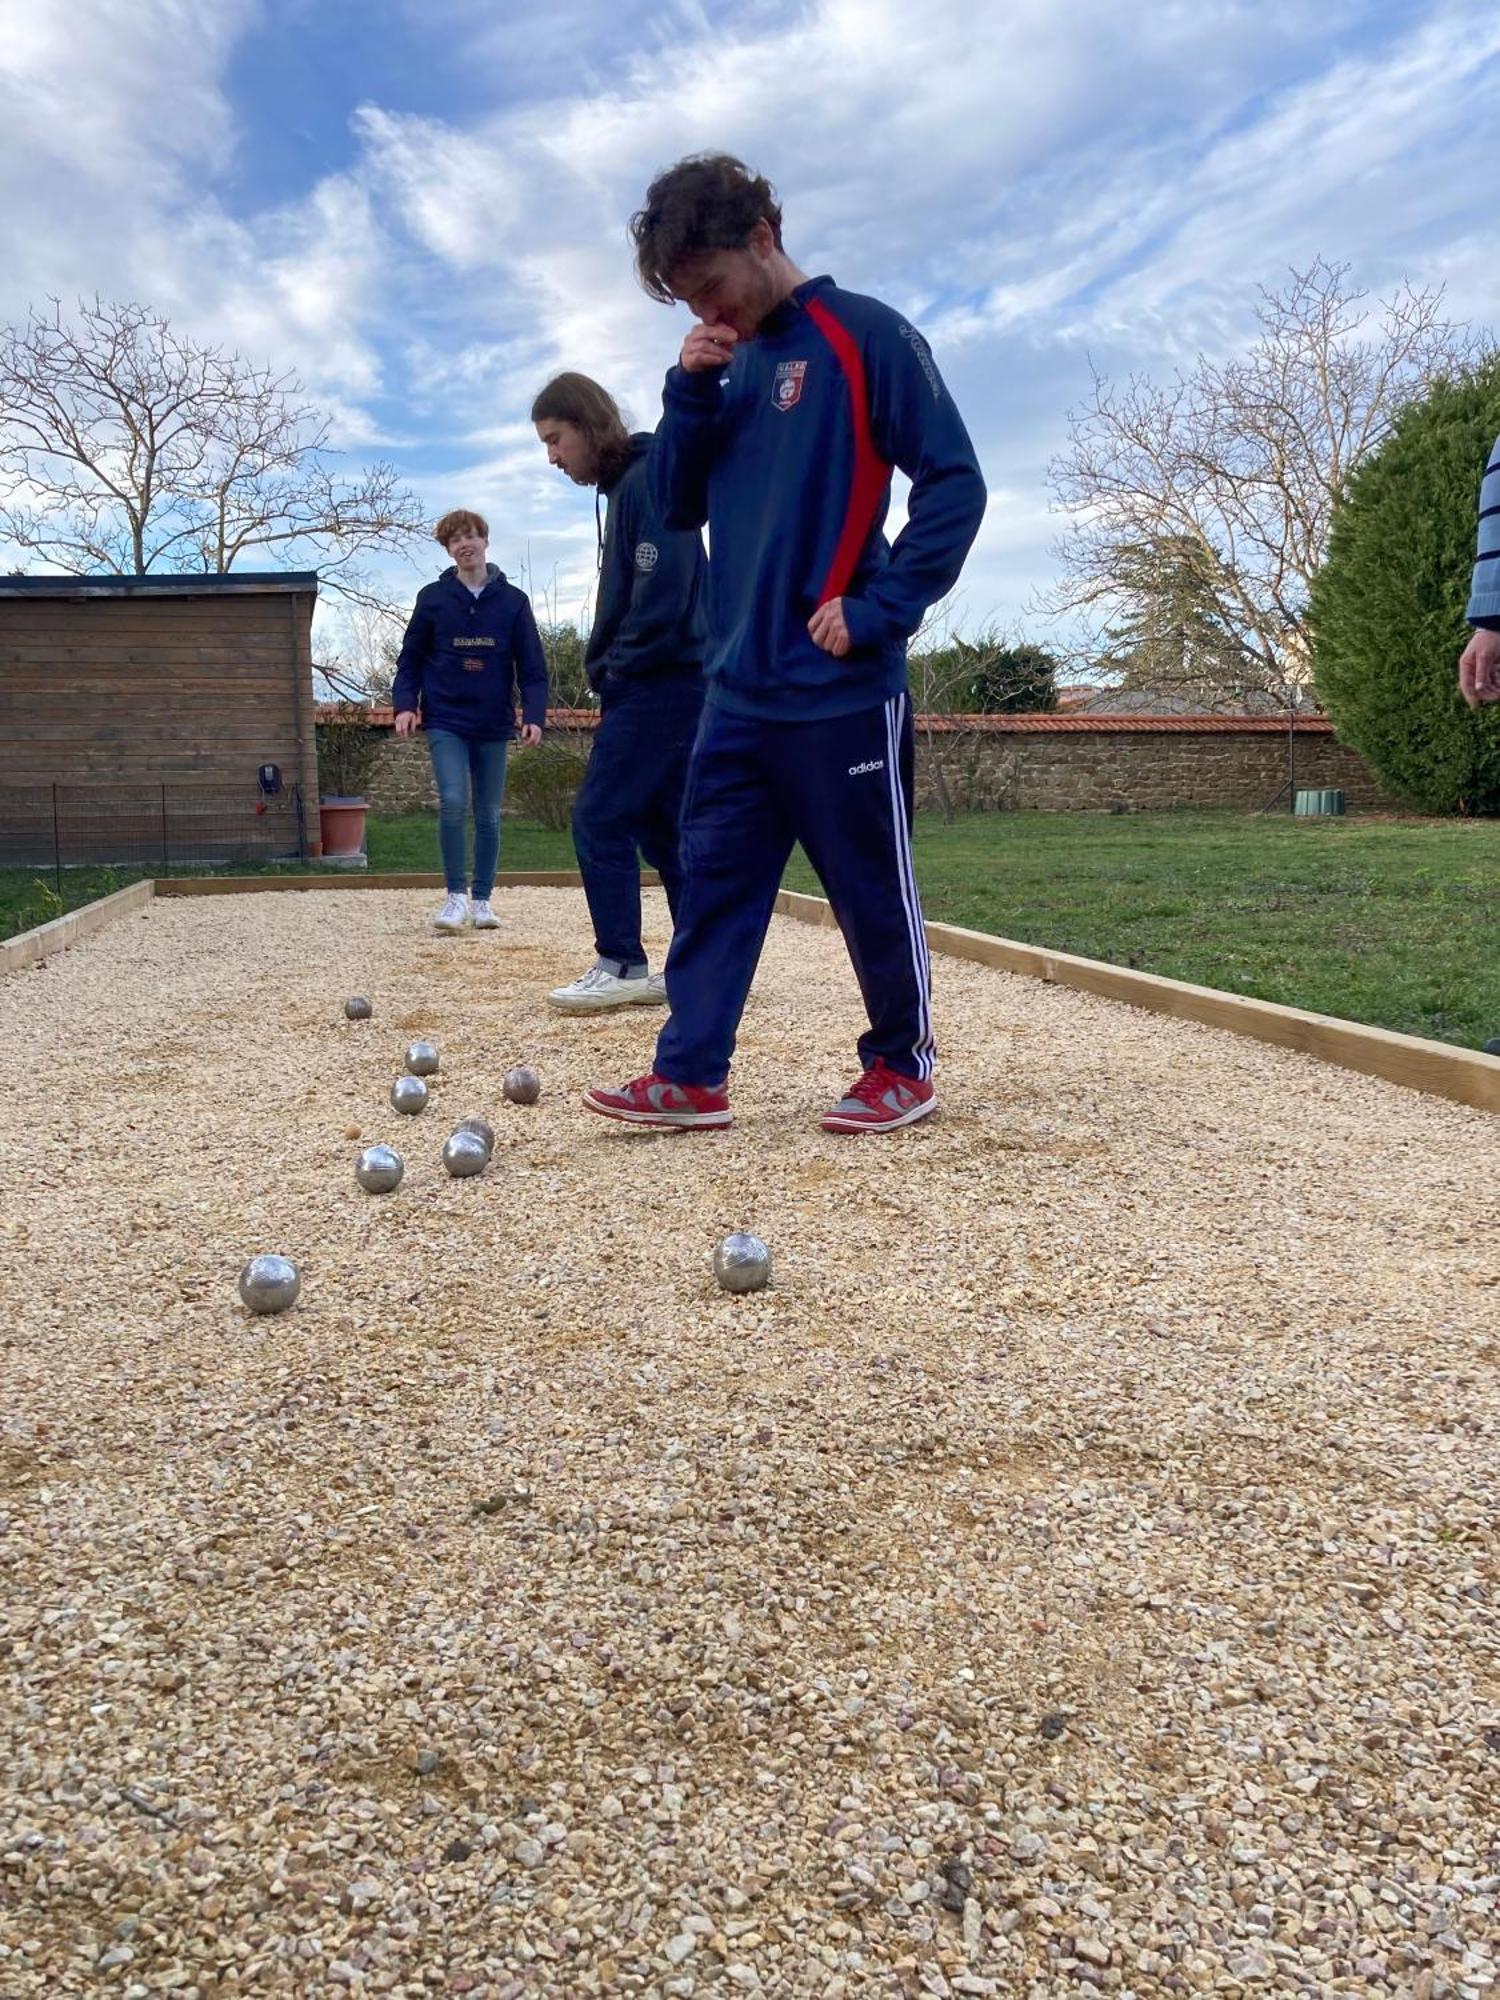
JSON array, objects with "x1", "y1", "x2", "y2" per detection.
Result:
[
  {"x1": 315, "y1": 599, "x2": 409, "y2": 704},
  {"x1": 907, "y1": 632, "x2": 973, "y2": 824},
  {"x1": 518, "y1": 549, "x2": 597, "y2": 711},
  {"x1": 1048, "y1": 259, "x2": 1488, "y2": 698},
  {"x1": 0, "y1": 297, "x2": 426, "y2": 596}
]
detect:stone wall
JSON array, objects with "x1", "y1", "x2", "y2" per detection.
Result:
[
  {"x1": 361, "y1": 731, "x2": 594, "y2": 816},
  {"x1": 354, "y1": 716, "x2": 1396, "y2": 818},
  {"x1": 365, "y1": 734, "x2": 442, "y2": 814},
  {"x1": 913, "y1": 725, "x2": 1394, "y2": 814}
]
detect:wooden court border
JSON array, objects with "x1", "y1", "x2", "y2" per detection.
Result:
[
  {"x1": 0, "y1": 877, "x2": 156, "y2": 974},
  {"x1": 2, "y1": 872, "x2": 1496, "y2": 1116}
]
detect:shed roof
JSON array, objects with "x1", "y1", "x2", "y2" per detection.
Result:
[{"x1": 0, "y1": 572, "x2": 319, "y2": 600}]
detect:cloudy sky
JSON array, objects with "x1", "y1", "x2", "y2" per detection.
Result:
[{"x1": 2, "y1": 0, "x2": 1497, "y2": 652}]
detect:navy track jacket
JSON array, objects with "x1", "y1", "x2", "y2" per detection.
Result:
[
  {"x1": 392, "y1": 564, "x2": 549, "y2": 740},
  {"x1": 651, "y1": 274, "x2": 987, "y2": 722},
  {"x1": 585, "y1": 433, "x2": 707, "y2": 695}
]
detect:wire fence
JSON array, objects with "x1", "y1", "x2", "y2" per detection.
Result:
[{"x1": 0, "y1": 783, "x2": 309, "y2": 887}]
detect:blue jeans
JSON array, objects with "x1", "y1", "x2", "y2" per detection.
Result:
[
  {"x1": 426, "y1": 730, "x2": 509, "y2": 898},
  {"x1": 572, "y1": 674, "x2": 704, "y2": 972}
]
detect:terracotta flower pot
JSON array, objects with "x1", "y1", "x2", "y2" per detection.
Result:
[{"x1": 319, "y1": 797, "x2": 369, "y2": 859}]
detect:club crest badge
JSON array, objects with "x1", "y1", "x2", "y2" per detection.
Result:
[
  {"x1": 772, "y1": 359, "x2": 807, "y2": 411},
  {"x1": 634, "y1": 541, "x2": 659, "y2": 573}
]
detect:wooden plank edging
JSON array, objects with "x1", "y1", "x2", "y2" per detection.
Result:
[
  {"x1": 774, "y1": 889, "x2": 1500, "y2": 1117},
  {"x1": 0, "y1": 877, "x2": 156, "y2": 975},
  {"x1": 152, "y1": 870, "x2": 648, "y2": 896}
]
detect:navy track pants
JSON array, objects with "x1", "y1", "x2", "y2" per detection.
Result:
[
  {"x1": 654, "y1": 691, "x2": 934, "y2": 1086},
  {"x1": 572, "y1": 674, "x2": 703, "y2": 972}
]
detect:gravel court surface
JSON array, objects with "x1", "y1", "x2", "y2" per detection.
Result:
[{"x1": 0, "y1": 886, "x2": 1495, "y2": 2000}]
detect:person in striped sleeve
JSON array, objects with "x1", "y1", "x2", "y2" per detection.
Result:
[
  {"x1": 1459, "y1": 429, "x2": 1500, "y2": 708},
  {"x1": 582, "y1": 153, "x2": 987, "y2": 1135}
]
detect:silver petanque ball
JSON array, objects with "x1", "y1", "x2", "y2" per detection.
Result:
[
  {"x1": 344, "y1": 995, "x2": 373, "y2": 1021},
  {"x1": 355, "y1": 1143, "x2": 404, "y2": 1194},
  {"x1": 502, "y1": 1064, "x2": 542, "y2": 1106},
  {"x1": 442, "y1": 1130, "x2": 490, "y2": 1178},
  {"x1": 456, "y1": 1115, "x2": 495, "y2": 1157},
  {"x1": 405, "y1": 1040, "x2": 440, "y2": 1077},
  {"x1": 390, "y1": 1074, "x2": 429, "y2": 1115},
  {"x1": 238, "y1": 1254, "x2": 302, "y2": 1315},
  {"x1": 713, "y1": 1231, "x2": 771, "y2": 1295}
]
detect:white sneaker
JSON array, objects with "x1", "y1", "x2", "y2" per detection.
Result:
[
  {"x1": 547, "y1": 964, "x2": 668, "y2": 1013},
  {"x1": 471, "y1": 899, "x2": 500, "y2": 929},
  {"x1": 645, "y1": 971, "x2": 669, "y2": 1005},
  {"x1": 432, "y1": 893, "x2": 468, "y2": 933}
]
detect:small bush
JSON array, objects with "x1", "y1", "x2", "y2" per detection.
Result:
[
  {"x1": 26, "y1": 878, "x2": 65, "y2": 925},
  {"x1": 505, "y1": 740, "x2": 588, "y2": 831},
  {"x1": 908, "y1": 631, "x2": 1059, "y2": 713},
  {"x1": 316, "y1": 705, "x2": 384, "y2": 800}
]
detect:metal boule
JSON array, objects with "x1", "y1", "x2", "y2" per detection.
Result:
[
  {"x1": 442, "y1": 1130, "x2": 489, "y2": 1178},
  {"x1": 355, "y1": 1143, "x2": 404, "y2": 1193},
  {"x1": 713, "y1": 1231, "x2": 771, "y2": 1294},
  {"x1": 390, "y1": 1075, "x2": 429, "y2": 1115},
  {"x1": 238, "y1": 1254, "x2": 302, "y2": 1314},
  {"x1": 405, "y1": 1041, "x2": 440, "y2": 1076},
  {"x1": 456, "y1": 1115, "x2": 495, "y2": 1156},
  {"x1": 502, "y1": 1065, "x2": 541, "y2": 1105},
  {"x1": 344, "y1": 995, "x2": 373, "y2": 1020}
]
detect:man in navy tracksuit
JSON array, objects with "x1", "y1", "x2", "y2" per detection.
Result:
[
  {"x1": 392, "y1": 509, "x2": 549, "y2": 933},
  {"x1": 531, "y1": 372, "x2": 707, "y2": 1009},
  {"x1": 584, "y1": 153, "x2": 986, "y2": 1134}
]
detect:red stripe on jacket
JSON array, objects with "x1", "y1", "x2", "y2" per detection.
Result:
[{"x1": 806, "y1": 296, "x2": 892, "y2": 606}]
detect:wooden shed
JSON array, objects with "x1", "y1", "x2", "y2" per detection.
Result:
[{"x1": 0, "y1": 573, "x2": 321, "y2": 868}]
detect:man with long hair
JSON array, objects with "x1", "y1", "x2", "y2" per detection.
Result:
[
  {"x1": 582, "y1": 154, "x2": 986, "y2": 1133},
  {"x1": 532, "y1": 373, "x2": 707, "y2": 1009}
]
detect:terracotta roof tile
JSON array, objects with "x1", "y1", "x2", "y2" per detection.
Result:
[{"x1": 913, "y1": 712, "x2": 1333, "y2": 735}]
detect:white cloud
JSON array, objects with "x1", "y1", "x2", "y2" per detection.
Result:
[
  {"x1": 0, "y1": 0, "x2": 248, "y2": 196},
  {"x1": 338, "y1": 0, "x2": 1500, "y2": 630},
  {"x1": 1, "y1": 0, "x2": 1496, "y2": 633},
  {"x1": 1049, "y1": 5, "x2": 1500, "y2": 350},
  {"x1": 0, "y1": 1, "x2": 391, "y2": 418}
]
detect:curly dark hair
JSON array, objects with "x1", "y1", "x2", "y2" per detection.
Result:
[{"x1": 629, "y1": 153, "x2": 783, "y2": 304}]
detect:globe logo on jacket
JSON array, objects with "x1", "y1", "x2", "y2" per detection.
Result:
[{"x1": 773, "y1": 359, "x2": 807, "y2": 411}]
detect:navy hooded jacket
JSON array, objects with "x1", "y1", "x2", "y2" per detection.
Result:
[
  {"x1": 392, "y1": 564, "x2": 549, "y2": 740},
  {"x1": 651, "y1": 274, "x2": 987, "y2": 722},
  {"x1": 585, "y1": 433, "x2": 706, "y2": 695}
]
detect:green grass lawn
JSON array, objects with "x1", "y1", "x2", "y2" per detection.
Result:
[
  {"x1": 7, "y1": 810, "x2": 1498, "y2": 1049},
  {"x1": 840, "y1": 810, "x2": 1500, "y2": 1050},
  {"x1": 364, "y1": 817, "x2": 580, "y2": 874},
  {"x1": 0, "y1": 865, "x2": 145, "y2": 942}
]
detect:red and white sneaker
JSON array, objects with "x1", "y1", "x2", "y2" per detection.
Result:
[
  {"x1": 822, "y1": 1059, "x2": 936, "y2": 1134},
  {"x1": 582, "y1": 1072, "x2": 733, "y2": 1130}
]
